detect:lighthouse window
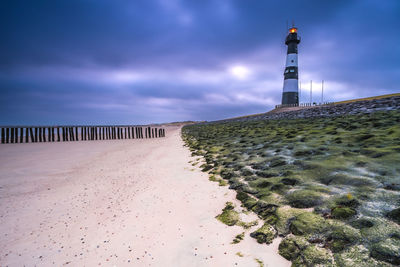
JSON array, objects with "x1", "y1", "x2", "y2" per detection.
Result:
[
  {"x1": 289, "y1": 69, "x2": 295, "y2": 73},
  {"x1": 285, "y1": 69, "x2": 289, "y2": 73}
]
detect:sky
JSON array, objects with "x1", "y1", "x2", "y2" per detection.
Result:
[{"x1": 1, "y1": 0, "x2": 399, "y2": 125}]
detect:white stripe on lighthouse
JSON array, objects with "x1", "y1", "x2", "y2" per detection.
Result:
[
  {"x1": 285, "y1": 53, "x2": 298, "y2": 67},
  {"x1": 283, "y1": 79, "x2": 298, "y2": 93}
]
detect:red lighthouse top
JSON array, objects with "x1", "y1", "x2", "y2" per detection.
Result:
[{"x1": 289, "y1": 27, "x2": 297, "y2": 34}]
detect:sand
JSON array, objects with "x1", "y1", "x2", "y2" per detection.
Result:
[{"x1": 0, "y1": 125, "x2": 290, "y2": 266}]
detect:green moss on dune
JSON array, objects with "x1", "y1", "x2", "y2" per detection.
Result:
[{"x1": 182, "y1": 110, "x2": 400, "y2": 266}]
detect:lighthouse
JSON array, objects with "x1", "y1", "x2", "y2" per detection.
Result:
[{"x1": 281, "y1": 26, "x2": 301, "y2": 105}]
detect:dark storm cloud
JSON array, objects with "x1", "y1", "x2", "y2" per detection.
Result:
[
  {"x1": 0, "y1": 0, "x2": 350, "y2": 69},
  {"x1": 0, "y1": 0, "x2": 399, "y2": 124}
]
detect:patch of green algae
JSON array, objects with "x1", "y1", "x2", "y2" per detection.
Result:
[
  {"x1": 216, "y1": 202, "x2": 239, "y2": 226},
  {"x1": 183, "y1": 110, "x2": 400, "y2": 266},
  {"x1": 250, "y1": 223, "x2": 277, "y2": 244},
  {"x1": 232, "y1": 232, "x2": 245, "y2": 244}
]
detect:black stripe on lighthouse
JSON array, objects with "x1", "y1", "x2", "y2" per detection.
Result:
[{"x1": 282, "y1": 27, "x2": 300, "y2": 105}]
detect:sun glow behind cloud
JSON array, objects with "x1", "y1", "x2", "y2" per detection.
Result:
[{"x1": 229, "y1": 65, "x2": 251, "y2": 80}]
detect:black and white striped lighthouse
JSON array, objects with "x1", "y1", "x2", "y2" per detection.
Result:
[{"x1": 281, "y1": 26, "x2": 301, "y2": 105}]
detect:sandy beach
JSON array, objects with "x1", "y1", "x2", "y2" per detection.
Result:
[{"x1": 0, "y1": 125, "x2": 289, "y2": 266}]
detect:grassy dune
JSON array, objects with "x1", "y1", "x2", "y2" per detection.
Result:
[
  {"x1": 334, "y1": 93, "x2": 400, "y2": 105},
  {"x1": 182, "y1": 110, "x2": 400, "y2": 266}
]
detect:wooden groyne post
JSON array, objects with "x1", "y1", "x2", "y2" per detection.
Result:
[{"x1": 0, "y1": 125, "x2": 166, "y2": 144}]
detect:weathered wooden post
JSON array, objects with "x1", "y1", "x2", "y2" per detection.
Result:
[
  {"x1": 1, "y1": 128, "x2": 4, "y2": 144},
  {"x1": 15, "y1": 128, "x2": 19, "y2": 143},
  {"x1": 19, "y1": 128, "x2": 23, "y2": 143},
  {"x1": 33, "y1": 128, "x2": 37, "y2": 142},
  {"x1": 75, "y1": 127, "x2": 78, "y2": 141},
  {"x1": 10, "y1": 128, "x2": 15, "y2": 143},
  {"x1": 66, "y1": 127, "x2": 69, "y2": 141},
  {"x1": 57, "y1": 127, "x2": 60, "y2": 142},
  {"x1": 5, "y1": 128, "x2": 10, "y2": 143},
  {"x1": 29, "y1": 128, "x2": 34, "y2": 142},
  {"x1": 43, "y1": 128, "x2": 47, "y2": 142},
  {"x1": 61, "y1": 127, "x2": 65, "y2": 141},
  {"x1": 14, "y1": 128, "x2": 18, "y2": 143},
  {"x1": 38, "y1": 127, "x2": 43, "y2": 142},
  {"x1": 25, "y1": 128, "x2": 29, "y2": 143},
  {"x1": 68, "y1": 127, "x2": 71, "y2": 141},
  {"x1": 69, "y1": 127, "x2": 73, "y2": 141}
]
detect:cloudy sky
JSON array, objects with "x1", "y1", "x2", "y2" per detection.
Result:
[{"x1": 1, "y1": 0, "x2": 399, "y2": 125}]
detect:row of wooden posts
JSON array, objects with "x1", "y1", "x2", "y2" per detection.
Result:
[{"x1": 0, "y1": 126, "x2": 165, "y2": 144}]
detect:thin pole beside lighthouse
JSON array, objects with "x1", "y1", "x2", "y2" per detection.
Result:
[{"x1": 281, "y1": 25, "x2": 301, "y2": 105}]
